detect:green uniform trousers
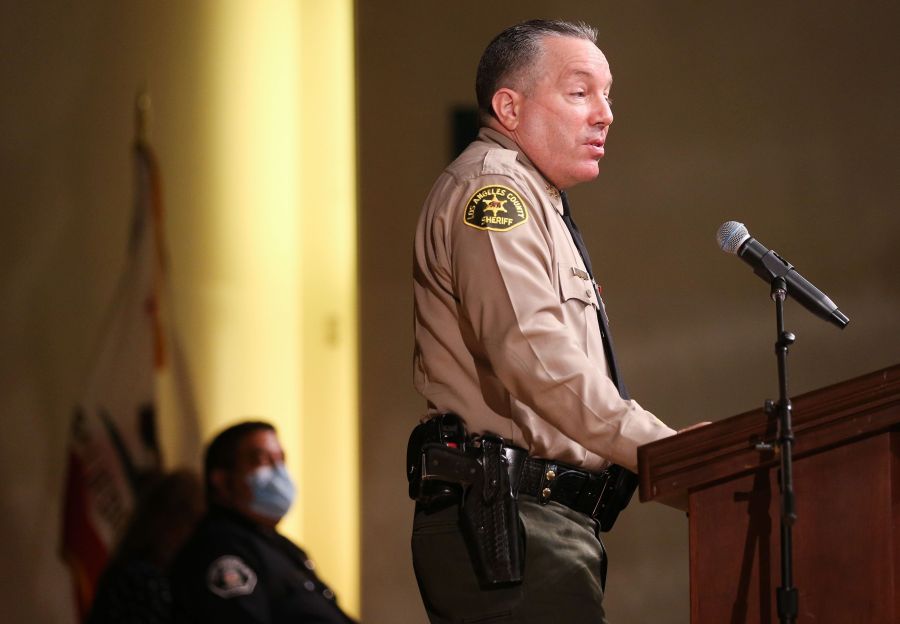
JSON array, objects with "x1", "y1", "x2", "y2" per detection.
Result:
[{"x1": 412, "y1": 494, "x2": 608, "y2": 624}]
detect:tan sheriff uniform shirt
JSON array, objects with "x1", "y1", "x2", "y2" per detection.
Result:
[{"x1": 413, "y1": 127, "x2": 675, "y2": 473}]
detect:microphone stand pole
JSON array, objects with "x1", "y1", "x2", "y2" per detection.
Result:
[{"x1": 768, "y1": 276, "x2": 799, "y2": 624}]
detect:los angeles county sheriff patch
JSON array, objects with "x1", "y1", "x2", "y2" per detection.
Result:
[{"x1": 463, "y1": 185, "x2": 529, "y2": 232}]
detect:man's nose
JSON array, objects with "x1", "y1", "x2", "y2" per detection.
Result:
[{"x1": 592, "y1": 97, "x2": 613, "y2": 127}]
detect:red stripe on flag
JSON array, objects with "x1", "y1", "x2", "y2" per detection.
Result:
[{"x1": 60, "y1": 452, "x2": 109, "y2": 619}]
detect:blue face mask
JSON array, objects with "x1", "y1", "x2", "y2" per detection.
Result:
[{"x1": 246, "y1": 463, "x2": 296, "y2": 521}]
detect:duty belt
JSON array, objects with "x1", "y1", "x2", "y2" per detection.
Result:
[
  {"x1": 502, "y1": 445, "x2": 619, "y2": 523},
  {"x1": 406, "y1": 412, "x2": 637, "y2": 531}
]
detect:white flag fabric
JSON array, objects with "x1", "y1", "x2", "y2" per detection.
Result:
[{"x1": 60, "y1": 139, "x2": 200, "y2": 621}]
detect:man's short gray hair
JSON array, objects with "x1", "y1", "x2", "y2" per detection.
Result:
[{"x1": 475, "y1": 19, "x2": 599, "y2": 122}]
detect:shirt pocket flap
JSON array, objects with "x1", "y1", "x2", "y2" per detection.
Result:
[{"x1": 557, "y1": 262, "x2": 599, "y2": 310}]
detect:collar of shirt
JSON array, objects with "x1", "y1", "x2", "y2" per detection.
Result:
[
  {"x1": 208, "y1": 503, "x2": 281, "y2": 539},
  {"x1": 477, "y1": 127, "x2": 564, "y2": 215}
]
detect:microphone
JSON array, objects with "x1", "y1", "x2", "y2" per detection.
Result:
[{"x1": 716, "y1": 221, "x2": 849, "y2": 329}]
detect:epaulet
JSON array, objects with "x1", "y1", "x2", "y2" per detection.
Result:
[{"x1": 481, "y1": 148, "x2": 519, "y2": 175}]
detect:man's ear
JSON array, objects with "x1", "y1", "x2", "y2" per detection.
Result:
[
  {"x1": 491, "y1": 88, "x2": 523, "y2": 131},
  {"x1": 209, "y1": 468, "x2": 229, "y2": 501}
]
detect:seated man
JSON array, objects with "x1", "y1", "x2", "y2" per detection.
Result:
[{"x1": 172, "y1": 421, "x2": 357, "y2": 624}]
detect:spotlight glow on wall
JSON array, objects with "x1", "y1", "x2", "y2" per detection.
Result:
[{"x1": 200, "y1": 0, "x2": 358, "y2": 616}]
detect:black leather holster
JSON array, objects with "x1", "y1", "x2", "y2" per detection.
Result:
[{"x1": 407, "y1": 415, "x2": 523, "y2": 587}]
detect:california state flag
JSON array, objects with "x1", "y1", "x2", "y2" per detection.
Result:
[{"x1": 59, "y1": 135, "x2": 200, "y2": 620}]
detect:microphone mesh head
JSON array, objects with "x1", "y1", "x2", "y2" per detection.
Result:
[{"x1": 716, "y1": 221, "x2": 750, "y2": 254}]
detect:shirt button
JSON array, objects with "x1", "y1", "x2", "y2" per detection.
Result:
[
  {"x1": 323, "y1": 588, "x2": 335, "y2": 600},
  {"x1": 304, "y1": 559, "x2": 316, "y2": 571},
  {"x1": 304, "y1": 580, "x2": 316, "y2": 591}
]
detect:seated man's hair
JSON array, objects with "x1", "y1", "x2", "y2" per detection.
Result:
[{"x1": 204, "y1": 421, "x2": 276, "y2": 495}]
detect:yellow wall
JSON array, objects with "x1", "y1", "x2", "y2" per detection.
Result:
[{"x1": 198, "y1": 0, "x2": 359, "y2": 616}]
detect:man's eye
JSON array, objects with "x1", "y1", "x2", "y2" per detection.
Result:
[
  {"x1": 604, "y1": 95, "x2": 614, "y2": 106},
  {"x1": 249, "y1": 451, "x2": 268, "y2": 464}
]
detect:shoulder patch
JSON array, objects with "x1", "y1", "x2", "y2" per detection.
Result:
[
  {"x1": 206, "y1": 555, "x2": 258, "y2": 599},
  {"x1": 463, "y1": 185, "x2": 529, "y2": 232}
]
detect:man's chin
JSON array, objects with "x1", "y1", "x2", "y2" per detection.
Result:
[
  {"x1": 576, "y1": 162, "x2": 602, "y2": 183},
  {"x1": 554, "y1": 163, "x2": 602, "y2": 189}
]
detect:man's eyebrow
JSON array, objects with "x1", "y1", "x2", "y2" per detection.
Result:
[{"x1": 565, "y1": 69, "x2": 612, "y2": 86}]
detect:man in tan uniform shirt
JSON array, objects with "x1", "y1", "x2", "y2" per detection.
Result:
[{"x1": 411, "y1": 19, "x2": 688, "y2": 623}]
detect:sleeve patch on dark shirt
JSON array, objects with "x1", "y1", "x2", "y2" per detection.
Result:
[
  {"x1": 463, "y1": 185, "x2": 529, "y2": 232},
  {"x1": 206, "y1": 555, "x2": 258, "y2": 598}
]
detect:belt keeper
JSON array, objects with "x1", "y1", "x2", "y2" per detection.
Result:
[{"x1": 538, "y1": 462, "x2": 558, "y2": 505}]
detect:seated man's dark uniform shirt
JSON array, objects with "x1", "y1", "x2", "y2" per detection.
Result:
[
  {"x1": 172, "y1": 505, "x2": 357, "y2": 624},
  {"x1": 87, "y1": 559, "x2": 173, "y2": 624}
]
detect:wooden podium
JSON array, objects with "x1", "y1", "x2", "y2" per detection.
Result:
[{"x1": 638, "y1": 365, "x2": 900, "y2": 623}]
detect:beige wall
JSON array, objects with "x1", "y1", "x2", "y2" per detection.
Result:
[
  {"x1": 0, "y1": 1, "x2": 898, "y2": 623},
  {"x1": 357, "y1": 2, "x2": 899, "y2": 623}
]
